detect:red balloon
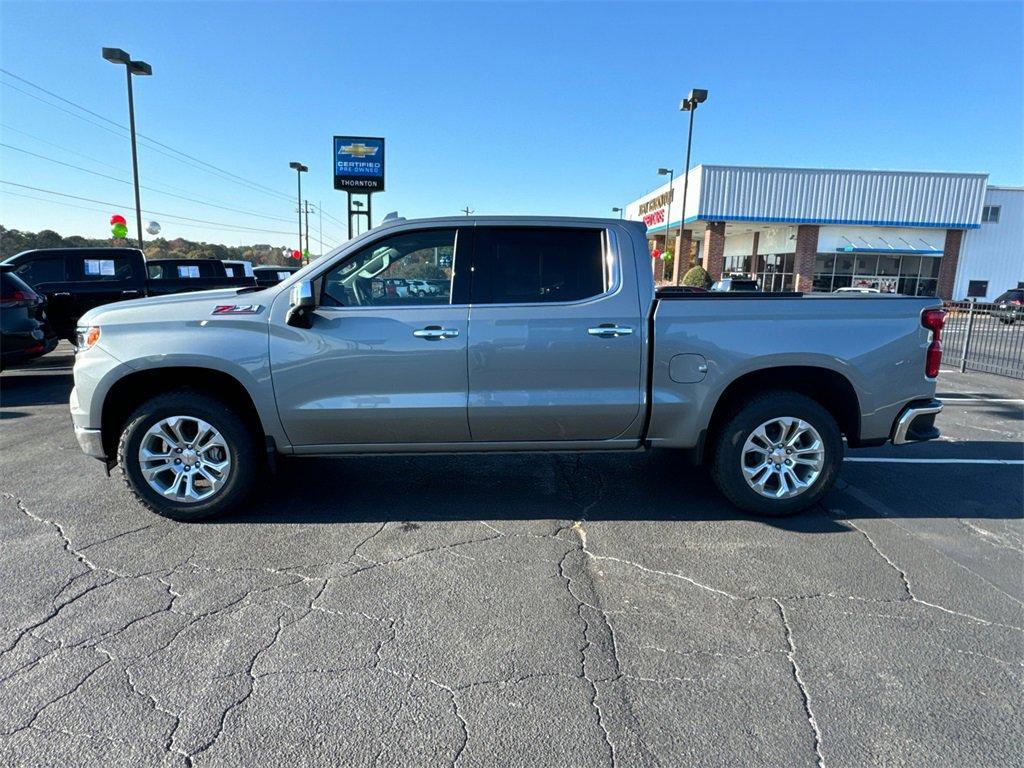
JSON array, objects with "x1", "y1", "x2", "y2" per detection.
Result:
[
  {"x1": 291, "y1": 249, "x2": 302, "y2": 260},
  {"x1": 110, "y1": 214, "x2": 127, "y2": 226}
]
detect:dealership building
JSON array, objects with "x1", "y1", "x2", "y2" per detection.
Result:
[{"x1": 625, "y1": 165, "x2": 1022, "y2": 301}]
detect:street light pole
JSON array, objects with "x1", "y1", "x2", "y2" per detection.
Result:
[
  {"x1": 677, "y1": 88, "x2": 708, "y2": 284},
  {"x1": 102, "y1": 48, "x2": 151, "y2": 250},
  {"x1": 303, "y1": 200, "x2": 311, "y2": 265},
  {"x1": 611, "y1": 207, "x2": 623, "y2": 219},
  {"x1": 288, "y1": 162, "x2": 307, "y2": 257},
  {"x1": 657, "y1": 167, "x2": 674, "y2": 258}
]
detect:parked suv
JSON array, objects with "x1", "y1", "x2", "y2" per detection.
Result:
[
  {"x1": 0, "y1": 267, "x2": 57, "y2": 369},
  {"x1": 993, "y1": 289, "x2": 1024, "y2": 324}
]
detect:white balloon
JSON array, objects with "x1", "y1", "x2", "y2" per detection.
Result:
[{"x1": 146, "y1": 221, "x2": 161, "y2": 235}]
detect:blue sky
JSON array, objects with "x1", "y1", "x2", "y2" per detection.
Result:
[{"x1": 1, "y1": 0, "x2": 1021, "y2": 250}]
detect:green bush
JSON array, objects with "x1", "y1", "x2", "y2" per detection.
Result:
[{"x1": 682, "y1": 265, "x2": 712, "y2": 289}]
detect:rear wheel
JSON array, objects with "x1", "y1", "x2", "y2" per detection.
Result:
[
  {"x1": 117, "y1": 389, "x2": 260, "y2": 521},
  {"x1": 710, "y1": 392, "x2": 842, "y2": 517}
]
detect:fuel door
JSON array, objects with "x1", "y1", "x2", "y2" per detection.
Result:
[{"x1": 669, "y1": 353, "x2": 708, "y2": 384}]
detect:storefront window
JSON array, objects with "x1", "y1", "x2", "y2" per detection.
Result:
[
  {"x1": 877, "y1": 255, "x2": 901, "y2": 276},
  {"x1": 811, "y1": 252, "x2": 942, "y2": 294},
  {"x1": 724, "y1": 254, "x2": 751, "y2": 274},
  {"x1": 756, "y1": 253, "x2": 795, "y2": 292}
]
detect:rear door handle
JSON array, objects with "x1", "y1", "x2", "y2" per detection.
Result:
[
  {"x1": 52, "y1": 292, "x2": 71, "y2": 298},
  {"x1": 588, "y1": 324, "x2": 633, "y2": 337},
  {"x1": 122, "y1": 290, "x2": 141, "y2": 297},
  {"x1": 413, "y1": 326, "x2": 459, "y2": 340}
]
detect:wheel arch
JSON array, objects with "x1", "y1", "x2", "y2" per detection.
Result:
[
  {"x1": 100, "y1": 367, "x2": 268, "y2": 460},
  {"x1": 700, "y1": 365, "x2": 862, "y2": 464}
]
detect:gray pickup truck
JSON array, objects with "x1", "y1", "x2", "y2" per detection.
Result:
[{"x1": 70, "y1": 216, "x2": 945, "y2": 521}]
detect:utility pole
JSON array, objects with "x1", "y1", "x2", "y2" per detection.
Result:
[
  {"x1": 318, "y1": 201, "x2": 323, "y2": 259},
  {"x1": 461, "y1": 206, "x2": 475, "y2": 216}
]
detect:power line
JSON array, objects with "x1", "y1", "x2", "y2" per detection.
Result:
[
  {"x1": 0, "y1": 69, "x2": 296, "y2": 204},
  {"x1": 1, "y1": 123, "x2": 297, "y2": 219},
  {"x1": 1, "y1": 190, "x2": 295, "y2": 241},
  {"x1": 0, "y1": 180, "x2": 297, "y2": 236},
  {"x1": 2, "y1": 142, "x2": 297, "y2": 223}
]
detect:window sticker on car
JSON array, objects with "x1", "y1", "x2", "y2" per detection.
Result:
[
  {"x1": 278, "y1": 271, "x2": 290, "y2": 280},
  {"x1": 84, "y1": 259, "x2": 116, "y2": 276},
  {"x1": 178, "y1": 265, "x2": 201, "y2": 278}
]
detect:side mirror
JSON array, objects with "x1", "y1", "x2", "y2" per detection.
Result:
[{"x1": 285, "y1": 280, "x2": 315, "y2": 328}]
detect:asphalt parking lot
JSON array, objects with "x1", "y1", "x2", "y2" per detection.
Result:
[{"x1": 1, "y1": 345, "x2": 1021, "y2": 767}]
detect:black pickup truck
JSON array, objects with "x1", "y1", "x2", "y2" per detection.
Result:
[{"x1": 0, "y1": 248, "x2": 255, "y2": 341}]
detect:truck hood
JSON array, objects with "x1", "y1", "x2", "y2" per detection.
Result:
[{"x1": 79, "y1": 286, "x2": 277, "y2": 327}]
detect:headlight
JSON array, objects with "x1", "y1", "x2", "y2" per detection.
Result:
[{"x1": 76, "y1": 326, "x2": 101, "y2": 351}]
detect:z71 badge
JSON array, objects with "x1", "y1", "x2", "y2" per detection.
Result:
[{"x1": 211, "y1": 304, "x2": 262, "y2": 315}]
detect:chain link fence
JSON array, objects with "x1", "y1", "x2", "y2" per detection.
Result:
[{"x1": 943, "y1": 300, "x2": 1024, "y2": 379}]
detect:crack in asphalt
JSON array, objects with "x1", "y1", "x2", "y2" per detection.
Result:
[
  {"x1": 845, "y1": 516, "x2": 1023, "y2": 630},
  {"x1": 558, "y1": 543, "x2": 617, "y2": 768},
  {"x1": 187, "y1": 607, "x2": 292, "y2": 764},
  {"x1": 773, "y1": 598, "x2": 826, "y2": 768}
]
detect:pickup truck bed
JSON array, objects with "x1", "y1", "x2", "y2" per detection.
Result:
[{"x1": 68, "y1": 216, "x2": 944, "y2": 521}]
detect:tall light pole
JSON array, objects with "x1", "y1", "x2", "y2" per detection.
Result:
[
  {"x1": 657, "y1": 168, "x2": 674, "y2": 260},
  {"x1": 102, "y1": 48, "x2": 151, "y2": 250},
  {"x1": 611, "y1": 207, "x2": 624, "y2": 219},
  {"x1": 289, "y1": 162, "x2": 307, "y2": 256},
  {"x1": 676, "y1": 88, "x2": 708, "y2": 283}
]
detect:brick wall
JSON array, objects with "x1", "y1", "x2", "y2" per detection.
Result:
[
  {"x1": 937, "y1": 229, "x2": 964, "y2": 300},
  {"x1": 672, "y1": 229, "x2": 693, "y2": 283},
  {"x1": 704, "y1": 222, "x2": 726, "y2": 280},
  {"x1": 793, "y1": 225, "x2": 820, "y2": 292}
]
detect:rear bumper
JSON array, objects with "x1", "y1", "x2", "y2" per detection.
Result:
[{"x1": 892, "y1": 399, "x2": 943, "y2": 445}]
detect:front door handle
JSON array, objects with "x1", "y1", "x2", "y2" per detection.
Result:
[
  {"x1": 122, "y1": 289, "x2": 141, "y2": 297},
  {"x1": 588, "y1": 324, "x2": 633, "y2": 337},
  {"x1": 52, "y1": 292, "x2": 71, "y2": 298},
  {"x1": 413, "y1": 326, "x2": 459, "y2": 340}
]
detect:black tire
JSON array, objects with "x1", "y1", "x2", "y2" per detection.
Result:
[
  {"x1": 117, "y1": 389, "x2": 261, "y2": 521},
  {"x1": 709, "y1": 392, "x2": 843, "y2": 517}
]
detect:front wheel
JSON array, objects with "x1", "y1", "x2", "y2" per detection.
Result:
[
  {"x1": 117, "y1": 389, "x2": 261, "y2": 521},
  {"x1": 710, "y1": 392, "x2": 843, "y2": 517}
]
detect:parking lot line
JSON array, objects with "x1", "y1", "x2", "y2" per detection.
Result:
[
  {"x1": 844, "y1": 457, "x2": 1024, "y2": 465},
  {"x1": 940, "y1": 397, "x2": 1024, "y2": 404}
]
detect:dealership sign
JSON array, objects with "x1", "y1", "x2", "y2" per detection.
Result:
[
  {"x1": 638, "y1": 189, "x2": 673, "y2": 228},
  {"x1": 333, "y1": 136, "x2": 385, "y2": 192}
]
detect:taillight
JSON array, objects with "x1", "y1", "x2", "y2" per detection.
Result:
[
  {"x1": 1012, "y1": 299, "x2": 1023, "y2": 306},
  {"x1": 0, "y1": 289, "x2": 37, "y2": 308},
  {"x1": 922, "y1": 308, "x2": 945, "y2": 378}
]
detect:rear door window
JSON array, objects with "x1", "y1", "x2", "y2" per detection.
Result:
[
  {"x1": 73, "y1": 255, "x2": 137, "y2": 282},
  {"x1": 470, "y1": 227, "x2": 607, "y2": 304},
  {"x1": 13, "y1": 256, "x2": 66, "y2": 286}
]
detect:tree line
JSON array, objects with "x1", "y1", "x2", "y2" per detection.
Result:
[{"x1": 0, "y1": 226, "x2": 297, "y2": 266}]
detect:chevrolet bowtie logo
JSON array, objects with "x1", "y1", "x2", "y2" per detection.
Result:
[{"x1": 339, "y1": 143, "x2": 378, "y2": 158}]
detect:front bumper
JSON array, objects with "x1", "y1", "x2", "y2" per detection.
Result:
[
  {"x1": 75, "y1": 425, "x2": 107, "y2": 460},
  {"x1": 892, "y1": 399, "x2": 943, "y2": 445}
]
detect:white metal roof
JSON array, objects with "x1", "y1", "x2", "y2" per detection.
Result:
[{"x1": 628, "y1": 165, "x2": 989, "y2": 231}]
